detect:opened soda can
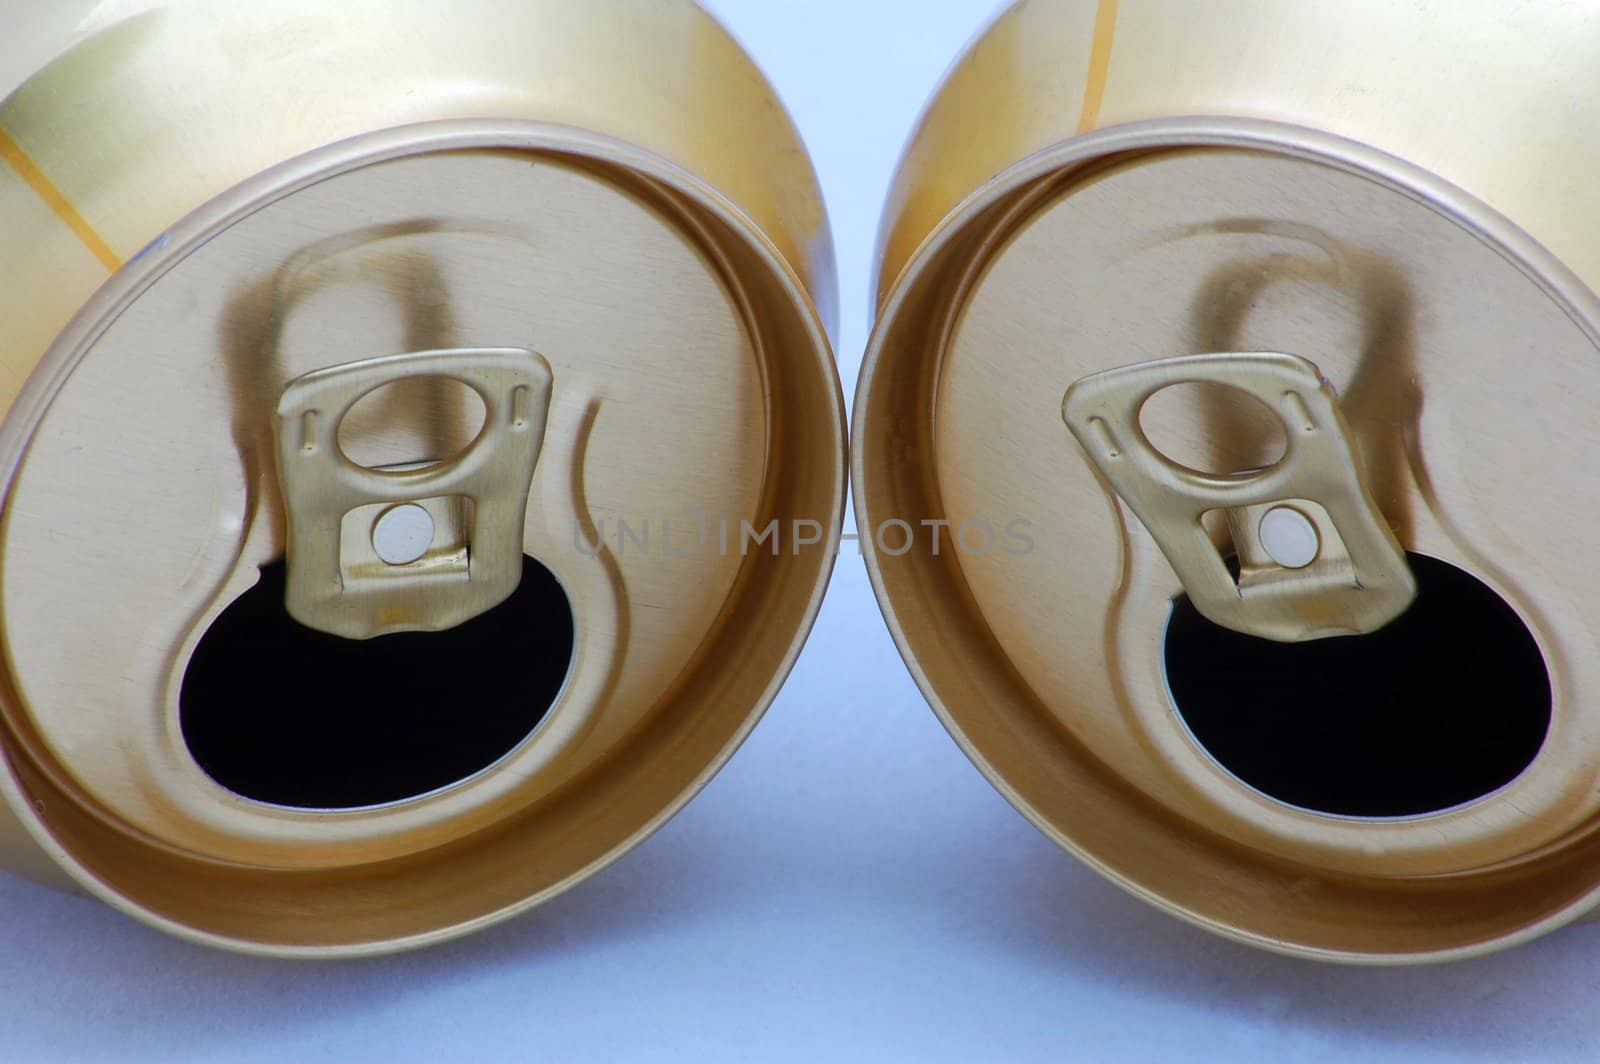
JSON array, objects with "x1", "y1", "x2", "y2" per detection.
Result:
[
  {"x1": 857, "y1": 0, "x2": 1600, "y2": 962},
  {"x1": 0, "y1": 0, "x2": 845, "y2": 955}
]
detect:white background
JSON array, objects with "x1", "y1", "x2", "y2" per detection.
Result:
[{"x1": 5, "y1": 1, "x2": 1600, "y2": 1060}]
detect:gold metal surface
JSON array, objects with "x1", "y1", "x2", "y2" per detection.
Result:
[
  {"x1": 276, "y1": 348, "x2": 554, "y2": 640},
  {"x1": 1063, "y1": 352, "x2": 1415, "y2": 642},
  {"x1": 0, "y1": 1, "x2": 846, "y2": 955},
  {"x1": 859, "y1": 0, "x2": 1600, "y2": 963}
]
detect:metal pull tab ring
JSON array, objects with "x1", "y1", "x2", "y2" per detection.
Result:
[
  {"x1": 275, "y1": 347, "x2": 554, "y2": 640},
  {"x1": 1063, "y1": 352, "x2": 1415, "y2": 643}
]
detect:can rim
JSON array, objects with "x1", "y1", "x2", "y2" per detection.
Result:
[
  {"x1": 0, "y1": 118, "x2": 847, "y2": 957},
  {"x1": 855, "y1": 115, "x2": 1600, "y2": 965}
]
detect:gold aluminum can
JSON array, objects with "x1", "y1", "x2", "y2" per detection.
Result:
[
  {"x1": 857, "y1": 0, "x2": 1600, "y2": 963},
  {"x1": 0, "y1": 0, "x2": 845, "y2": 955}
]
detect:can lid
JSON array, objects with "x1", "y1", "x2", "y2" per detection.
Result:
[
  {"x1": 859, "y1": 122, "x2": 1600, "y2": 959},
  {"x1": 0, "y1": 3, "x2": 844, "y2": 953}
]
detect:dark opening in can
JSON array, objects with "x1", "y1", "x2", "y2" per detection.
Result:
[
  {"x1": 180, "y1": 556, "x2": 578, "y2": 811},
  {"x1": 1165, "y1": 552, "x2": 1552, "y2": 820}
]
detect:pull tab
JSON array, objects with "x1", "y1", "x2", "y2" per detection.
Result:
[
  {"x1": 1062, "y1": 352, "x2": 1415, "y2": 643},
  {"x1": 274, "y1": 348, "x2": 553, "y2": 640}
]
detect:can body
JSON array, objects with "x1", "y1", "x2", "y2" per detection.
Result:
[
  {"x1": 859, "y1": 0, "x2": 1600, "y2": 962},
  {"x1": 0, "y1": 0, "x2": 845, "y2": 955}
]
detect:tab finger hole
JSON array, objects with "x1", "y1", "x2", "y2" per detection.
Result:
[
  {"x1": 1139, "y1": 380, "x2": 1288, "y2": 477},
  {"x1": 338, "y1": 375, "x2": 488, "y2": 472}
]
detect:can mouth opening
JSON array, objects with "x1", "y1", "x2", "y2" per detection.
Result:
[
  {"x1": 179, "y1": 555, "x2": 576, "y2": 810},
  {"x1": 1162, "y1": 552, "x2": 1552, "y2": 819}
]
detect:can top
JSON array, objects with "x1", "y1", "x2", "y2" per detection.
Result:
[
  {"x1": 858, "y1": 123, "x2": 1600, "y2": 960},
  {"x1": 0, "y1": 0, "x2": 844, "y2": 956}
]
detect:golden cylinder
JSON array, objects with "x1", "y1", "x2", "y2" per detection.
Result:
[
  {"x1": 0, "y1": 0, "x2": 845, "y2": 955},
  {"x1": 860, "y1": 0, "x2": 1600, "y2": 962}
]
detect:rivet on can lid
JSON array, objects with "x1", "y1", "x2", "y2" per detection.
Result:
[
  {"x1": 372, "y1": 504, "x2": 435, "y2": 566},
  {"x1": 1258, "y1": 507, "x2": 1319, "y2": 570}
]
